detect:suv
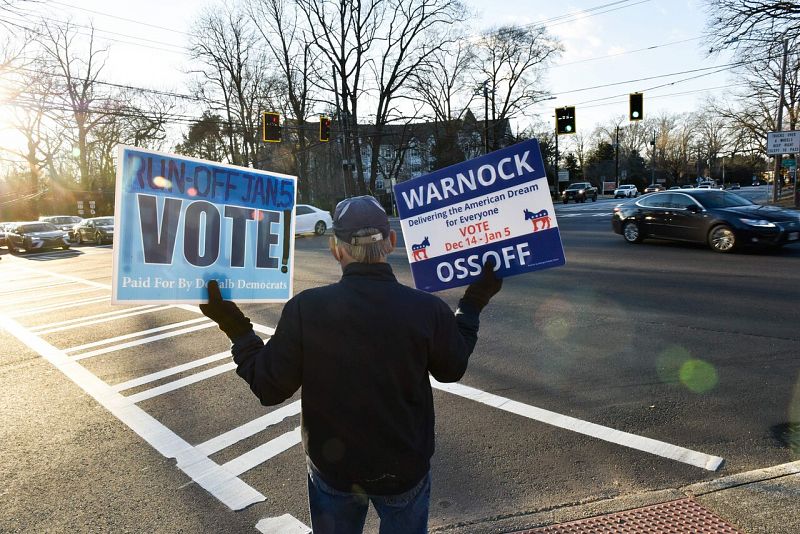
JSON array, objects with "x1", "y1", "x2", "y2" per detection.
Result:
[
  {"x1": 613, "y1": 184, "x2": 639, "y2": 198},
  {"x1": 562, "y1": 182, "x2": 597, "y2": 203}
]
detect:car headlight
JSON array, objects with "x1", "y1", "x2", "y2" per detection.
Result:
[
  {"x1": 740, "y1": 218, "x2": 775, "y2": 228},
  {"x1": 578, "y1": 189, "x2": 585, "y2": 194}
]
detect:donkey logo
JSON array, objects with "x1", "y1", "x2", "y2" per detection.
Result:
[
  {"x1": 412, "y1": 236, "x2": 430, "y2": 261},
  {"x1": 524, "y1": 208, "x2": 551, "y2": 232}
]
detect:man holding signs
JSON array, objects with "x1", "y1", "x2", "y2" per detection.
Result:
[{"x1": 200, "y1": 196, "x2": 501, "y2": 533}]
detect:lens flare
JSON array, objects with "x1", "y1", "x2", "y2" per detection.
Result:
[
  {"x1": 657, "y1": 346, "x2": 718, "y2": 394},
  {"x1": 534, "y1": 297, "x2": 575, "y2": 342},
  {"x1": 679, "y1": 359, "x2": 718, "y2": 394},
  {"x1": 152, "y1": 176, "x2": 171, "y2": 189}
]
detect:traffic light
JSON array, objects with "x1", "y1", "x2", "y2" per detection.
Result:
[
  {"x1": 262, "y1": 111, "x2": 281, "y2": 142},
  {"x1": 555, "y1": 106, "x2": 576, "y2": 135},
  {"x1": 320, "y1": 116, "x2": 331, "y2": 142},
  {"x1": 629, "y1": 93, "x2": 643, "y2": 121}
]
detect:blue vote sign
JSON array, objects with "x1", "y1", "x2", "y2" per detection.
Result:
[
  {"x1": 393, "y1": 139, "x2": 565, "y2": 292},
  {"x1": 112, "y1": 146, "x2": 297, "y2": 303}
]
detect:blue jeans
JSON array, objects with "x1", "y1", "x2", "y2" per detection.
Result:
[{"x1": 306, "y1": 465, "x2": 431, "y2": 534}]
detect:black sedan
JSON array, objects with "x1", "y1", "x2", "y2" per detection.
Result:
[
  {"x1": 612, "y1": 190, "x2": 800, "y2": 253},
  {"x1": 6, "y1": 222, "x2": 71, "y2": 253},
  {"x1": 72, "y1": 216, "x2": 114, "y2": 245}
]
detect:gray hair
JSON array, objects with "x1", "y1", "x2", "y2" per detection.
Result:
[{"x1": 335, "y1": 227, "x2": 392, "y2": 263}]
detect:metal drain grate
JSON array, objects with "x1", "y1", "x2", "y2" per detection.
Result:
[{"x1": 520, "y1": 498, "x2": 743, "y2": 533}]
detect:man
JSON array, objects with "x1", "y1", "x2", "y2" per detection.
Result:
[{"x1": 200, "y1": 195, "x2": 501, "y2": 533}]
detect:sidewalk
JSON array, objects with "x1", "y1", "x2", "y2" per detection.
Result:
[{"x1": 500, "y1": 460, "x2": 800, "y2": 533}]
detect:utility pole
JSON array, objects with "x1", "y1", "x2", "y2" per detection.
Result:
[
  {"x1": 555, "y1": 128, "x2": 560, "y2": 195},
  {"x1": 772, "y1": 37, "x2": 789, "y2": 204},
  {"x1": 483, "y1": 81, "x2": 489, "y2": 155},
  {"x1": 650, "y1": 130, "x2": 656, "y2": 185},
  {"x1": 614, "y1": 126, "x2": 620, "y2": 188},
  {"x1": 333, "y1": 66, "x2": 350, "y2": 198}
]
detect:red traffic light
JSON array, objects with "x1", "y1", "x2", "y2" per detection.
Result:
[
  {"x1": 263, "y1": 111, "x2": 281, "y2": 142},
  {"x1": 320, "y1": 116, "x2": 331, "y2": 142}
]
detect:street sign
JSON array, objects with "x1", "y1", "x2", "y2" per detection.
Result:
[
  {"x1": 767, "y1": 131, "x2": 800, "y2": 156},
  {"x1": 393, "y1": 139, "x2": 565, "y2": 293},
  {"x1": 782, "y1": 159, "x2": 796, "y2": 168},
  {"x1": 558, "y1": 170, "x2": 569, "y2": 182},
  {"x1": 112, "y1": 146, "x2": 297, "y2": 304}
]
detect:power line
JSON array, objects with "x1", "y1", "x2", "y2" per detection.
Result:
[
  {"x1": 552, "y1": 36, "x2": 703, "y2": 68},
  {"x1": 45, "y1": 0, "x2": 194, "y2": 37}
]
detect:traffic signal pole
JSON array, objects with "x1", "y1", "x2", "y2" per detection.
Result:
[{"x1": 772, "y1": 37, "x2": 788, "y2": 204}]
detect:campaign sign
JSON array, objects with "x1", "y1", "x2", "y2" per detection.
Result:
[
  {"x1": 112, "y1": 146, "x2": 297, "y2": 304},
  {"x1": 393, "y1": 139, "x2": 565, "y2": 292}
]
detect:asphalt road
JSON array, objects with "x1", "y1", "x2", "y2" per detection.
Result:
[{"x1": 1, "y1": 193, "x2": 798, "y2": 533}]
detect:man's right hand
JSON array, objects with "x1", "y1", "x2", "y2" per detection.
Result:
[
  {"x1": 460, "y1": 260, "x2": 503, "y2": 312},
  {"x1": 199, "y1": 280, "x2": 253, "y2": 340}
]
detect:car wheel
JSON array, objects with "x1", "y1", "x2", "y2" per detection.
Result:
[
  {"x1": 592, "y1": 195, "x2": 597, "y2": 202},
  {"x1": 314, "y1": 221, "x2": 327, "y2": 236},
  {"x1": 76, "y1": 233, "x2": 83, "y2": 244},
  {"x1": 622, "y1": 221, "x2": 643, "y2": 243},
  {"x1": 62, "y1": 244, "x2": 70, "y2": 250},
  {"x1": 95, "y1": 232, "x2": 103, "y2": 245},
  {"x1": 708, "y1": 224, "x2": 736, "y2": 253}
]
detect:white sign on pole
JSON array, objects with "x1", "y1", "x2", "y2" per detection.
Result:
[
  {"x1": 558, "y1": 170, "x2": 569, "y2": 182},
  {"x1": 767, "y1": 131, "x2": 800, "y2": 156}
]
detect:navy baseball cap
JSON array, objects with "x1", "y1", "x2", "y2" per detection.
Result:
[{"x1": 333, "y1": 195, "x2": 390, "y2": 245}]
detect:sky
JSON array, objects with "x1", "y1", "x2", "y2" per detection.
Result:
[{"x1": 0, "y1": 0, "x2": 737, "y2": 158}]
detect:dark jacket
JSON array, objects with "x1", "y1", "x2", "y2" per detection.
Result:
[{"x1": 231, "y1": 261, "x2": 479, "y2": 494}]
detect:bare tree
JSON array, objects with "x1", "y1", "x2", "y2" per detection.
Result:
[
  {"x1": 474, "y1": 25, "x2": 562, "y2": 150},
  {"x1": 299, "y1": 0, "x2": 384, "y2": 195},
  {"x1": 190, "y1": 4, "x2": 267, "y2": 168},
  {"x1": 37, "y1": 20, "x2": 109, "y2": 190},
  {"x1": 704, "y1": 0, "x2": 800, "y2": 59},
  {"x1": 364, "y1": 0, "x2": 466, "y2": 193},
  {"x1": 248, "y1": 0, "x2": 322, "y2": 201}
]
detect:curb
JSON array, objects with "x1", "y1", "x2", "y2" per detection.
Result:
[{"x1": 433, "y1": 461, "x2": 800, "y2": 534}]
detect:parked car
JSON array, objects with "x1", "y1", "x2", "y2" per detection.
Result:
[
  {"x1": 612, "y1": 190, "x2": 800, "y2": 252},
  {"x1": 724, "y1": 182, "x2": 741, "y2": 190},
  {"x1": 5, "y1": 222, "x2": 71, "y2": 253},
  {"x1": 39, "y1": 215, "x2": 83, "y2": 241},
  {"x1": 562, "y1": 182, "x2": 598, "y2": 203},
  {"x1": 294, "y1": 204, "x2": 333, "y2": 236},
  {"x1": 681, "y1": 184, "x2": 695, "y2": 189},
  {"x1": 613, "y1": 184, "x2": 639, "y2": 198},
  {"x1": 71, "y1": 216, "x2": 115, "y2": 244},
  {"x1": 668, "y1": 186, "x2": 681, "y2": 190},
  {"x1": 644, "y1": 184, "x2": 665, "y2": 193}
]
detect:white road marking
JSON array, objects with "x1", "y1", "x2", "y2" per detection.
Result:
[
  {"x1": 70, "y1": 322, "x2": 217, "y2": 361},
  {"x1": 430, "y1": 378, "x2": 724, "y2": 471},
  {"x1": 256, "y1": 514, "x2": 310, "y2": 534},
  {"x1": 0, "y1": 279, "x2": 75, "y2": 296},
  {"x1": 9, "y1": 295, "x2": 110, "y2": 317},
  {"x1": 113, "y1": 350, "x2": 232, "y2": 392},
  {"x1": 125, "y1": 362, "x2": 237, "y2": 404},
  {"x1": 63, "y1": 317, "x2": 210, "y2": 353},
  {"x1": 0, "y1": 315, "x2": 265, "y2": 510},
  {"x1": 33, "y1": 305, "x2": 169, "y2": 334},
  {"x1": 1, "y1": 285, "x2": 103, "y2": 307},
  {"x1": 5, "y1": 265, "x2": 110, "y2": 289},
  {"x1": 196, "y1": 401, "x2": 302, "y2": 456},
  {"x1": 221, "y1": 427, "x2": 302, "y2": 477}
]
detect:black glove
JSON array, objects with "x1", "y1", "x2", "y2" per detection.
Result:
[
  {"x1": 460, "y1": 260, "x2": 503, "y2": 312},
  {"x1": 199, "y1": 280, "x2": 253, "y2": 340}
]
